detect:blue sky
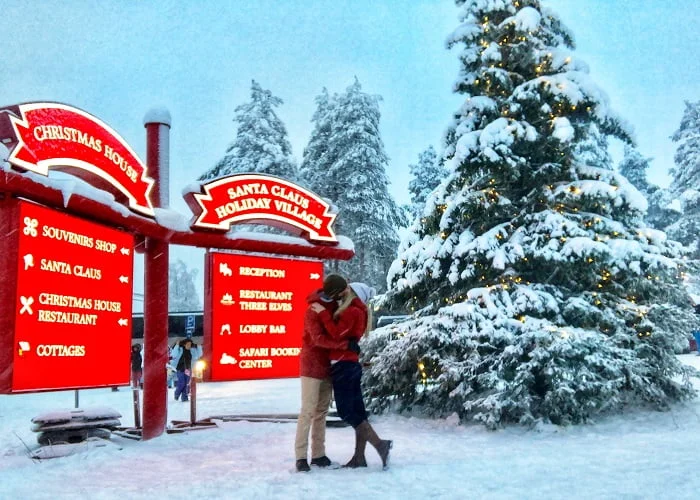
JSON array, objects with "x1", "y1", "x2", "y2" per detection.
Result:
[{"x1": 2, "y1": 0, "x2": 697, "y2": 302}]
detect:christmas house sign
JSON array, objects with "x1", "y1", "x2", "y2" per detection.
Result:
[
  {"x1": 1, "y1": 102, "x2": 155, "y2": 216},
  {"x1": 184, "y1": 174, "x2": 338, "y2": 243}
]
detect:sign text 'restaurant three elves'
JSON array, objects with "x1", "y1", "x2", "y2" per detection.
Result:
[{"x1": 185, "y1": 174, "x2": 338, "y2": 243}]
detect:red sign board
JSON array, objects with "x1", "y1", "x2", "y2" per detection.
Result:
[
  {"x1": 184, "y1": 174, "x2": 338, "y2": 243},
  {"x1": 10, "y1": 200, "x2": 134, "y2": 392},
  {"x1": 207, "y1": 252, "x2": 322, "y2": 381},
  {"x1": 4, "y1": 102, "x2": 155, "y2": 216}
]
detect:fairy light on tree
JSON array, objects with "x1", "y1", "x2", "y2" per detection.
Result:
[{"x1": 362, "y1": 0, "x2": 696, "y2": 429}]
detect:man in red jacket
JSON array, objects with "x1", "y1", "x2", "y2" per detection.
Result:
[{"x1": 294, "y1": 274, "x2": 359, "y2": 472}]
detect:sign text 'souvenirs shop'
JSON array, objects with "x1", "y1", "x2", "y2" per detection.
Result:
[{"x1": 12, "y1": 201, "x2": 133, "y2": 392}]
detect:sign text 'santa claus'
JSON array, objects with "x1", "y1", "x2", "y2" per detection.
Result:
[
  {"x1": 185, "y1": 174, "x2": 338, "y2": 243},
  {"x1": 6, "y1": 102, "x2": 155, "y2": 216},
  {"x1": 11, "y1": 200, "x2": 133, "y2": 392}
]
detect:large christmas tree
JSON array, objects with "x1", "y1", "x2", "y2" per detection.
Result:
[{"x1": 363, "y1": 0, "x2": 695, "y2": 427}]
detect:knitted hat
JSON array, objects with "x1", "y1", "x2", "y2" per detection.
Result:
[
  {"x1": 349, "y1": 282, "x2": 376, "y2": 304},
  {"x1": 323, "y1": 274, "x2": 347, "y2": 298}
]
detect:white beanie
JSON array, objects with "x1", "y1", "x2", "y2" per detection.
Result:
[{"x1": 349, "y1": 282, "x2": 376, "y2": 304}]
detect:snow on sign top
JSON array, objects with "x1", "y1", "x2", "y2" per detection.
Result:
[
  {"x1": 184, "y1": 173, "x2": 339, "y2": 243},
  {"x1": 0, "y1": 102, "x2": 156, "y2": 217}
]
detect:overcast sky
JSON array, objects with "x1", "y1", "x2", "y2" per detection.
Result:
[{"x1": 2, "y1": 0, "x2": 697, "y2": 303}]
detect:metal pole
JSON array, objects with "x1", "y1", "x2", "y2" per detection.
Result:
[
  {"x1": 74, "y1": 389, "x2": 79, "y2": 409},
  {"x1": 189, "y1": 376, "x2": 197, "y2": 425},
  {"x1": 133, "y1": 388, "x2": 141, "y2": 429}
]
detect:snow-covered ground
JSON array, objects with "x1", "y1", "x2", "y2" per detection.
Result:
[{"x1": 2, "y1": 356, "x2": 700, "y2": 500}]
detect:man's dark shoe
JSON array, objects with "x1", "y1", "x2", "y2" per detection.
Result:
[
  {"x1": 310, "y1": 455, "x2": 332, "y2": 467},
  {"x1": 296, "y1": 459, "x2": 311, "y2": 472}
]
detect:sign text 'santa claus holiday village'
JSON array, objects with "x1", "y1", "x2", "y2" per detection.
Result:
[
  {"x1": 185, "y1": 174, "x2": 338, "y2": 243},
  {"x1": 11, "y1": 200, "x2": 134, "y2": 392},
  {"x1": 3, "y1": 102, "x2": 155, "y2": 216},
  {"x1": 207, "y1": 252, "x2": 323, "y2": 381}
]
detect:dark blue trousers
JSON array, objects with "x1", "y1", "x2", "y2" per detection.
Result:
[
  {"x1": 175, "y1": 370, "x2": 191, "y2": 401},
  {"x1": 331, "y1": 361, "x2": 367, "y2": 428}
]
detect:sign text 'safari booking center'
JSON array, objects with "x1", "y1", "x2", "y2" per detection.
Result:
[
  {"x1": 10, "y1": 200, "x2": 134, "y2": 392},
  {"x1": 208, "y1": 252, "x2": 322, "y2": 381}
]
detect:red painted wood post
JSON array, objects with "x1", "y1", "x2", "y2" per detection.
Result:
[
  {"x1": 0, "y1": 197, "x2": 20, "y2": 393},
  {"x1": 142, "y1": 109, "x2": 171, "y2": 440}
]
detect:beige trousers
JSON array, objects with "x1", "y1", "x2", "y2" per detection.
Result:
[{"x1": 294, "y1": 376, "x2": 333, "y2": 460}]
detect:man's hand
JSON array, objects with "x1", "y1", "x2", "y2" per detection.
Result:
[
  {"x1": 310, "y1": 302, "x2": 325, "y2": 313},
  {"x1": 347, "y1": 339, "x2": 361, "y2": 354}
]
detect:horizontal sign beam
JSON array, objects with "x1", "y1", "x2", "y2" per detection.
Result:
[{"x1": 0, "y1": 168, "x2": 354, "y2": 261}]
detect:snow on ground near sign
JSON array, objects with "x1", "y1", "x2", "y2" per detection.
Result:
[{"x1": 2, "y1": 356, "x2": 700, "y2": 499}]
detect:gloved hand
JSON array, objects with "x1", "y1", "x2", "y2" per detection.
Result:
[{"x1": 347, "y1": 339, "x2": 361, "y2": 354}]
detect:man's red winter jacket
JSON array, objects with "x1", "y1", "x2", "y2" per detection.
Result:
[{"x1": 299, "y1": 290, "x2": 348, "y2": 379}]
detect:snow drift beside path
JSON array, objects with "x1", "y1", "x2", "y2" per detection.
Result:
[{"x1": 1, "y1": 356, "x2": 700, "y2": 499}]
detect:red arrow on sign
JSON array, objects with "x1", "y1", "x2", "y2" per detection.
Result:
[
  {"x1": 5, "y1": 103, "x2": 155, "y2": 217},
  {"x1": 184, "y1": 174, "x2": 338, "y2": 243}
]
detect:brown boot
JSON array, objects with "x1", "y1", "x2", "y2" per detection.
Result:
[
  {"x1": 357, "y1": 420, "x2": 392, "y2": 469},
  {"x1": 344, "y1": 425, "x2": 368, "y2": 468}
]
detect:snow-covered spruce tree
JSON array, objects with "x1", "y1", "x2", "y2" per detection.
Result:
[
  {"x1": 302, "y1": 79, "x2": 405, "y2": 290},
  {"x1": 666, "y1": 101, "x2": 700, "y2": 253},
  {"x1": 574, "y1": 123, "x2": 612, "y2": 170},
  {"x1": 199, "y1": 80, "x2": 297, "y2": 181},
  {"x1": 618, "y1": 144, "x2": 651, "y2": 194},
  {"x1": 408, "y1": 145, "x2": 449, "y2": 218},
  {"x1": 670, "y1": 100, "x2": 700, "y2": 197},
  {"x1": 169, "y1": 259, "x2": 201, "y2": 312},
  {"x1": 362, "y1": 0, "x2": 695, "y2": 428},
  {"x1": 617, "y1": 145, "x2": 679, "y2": 232},
  {"x1": 299, "y1": 88, "x2": 336, "y2": 193}
]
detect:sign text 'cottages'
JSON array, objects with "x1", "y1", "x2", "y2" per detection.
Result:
[
  {"x1": 184, "y1": 174, "x2": 338, "y2": 243},
  {"x1": 1, "y1": 102, "x2": 155, "y2": 217}
]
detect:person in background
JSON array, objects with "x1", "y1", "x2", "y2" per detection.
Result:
[
  {"x1": 311, "y1": 282, "x2": 392, "y2": 469},
  {"x1": 131, "y1": 343, "x2": 143, "y2": 389},
  {"x1": 693, "y1": 299, "x2": 700, "y2": 355},
  {"x1": 294, "y1": 274, "x2": 361, "y2": 473},
  {"x1": 166, "y1": 343, "x2": 176, "y2": 389},
  {"x1": 170, "y1": 338, "x2": 202, "y2": 402}
]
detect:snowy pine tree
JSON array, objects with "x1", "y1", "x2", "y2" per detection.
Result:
[
  {"x1": 299, "y1": 88, "x2": 336, "y2": 193},
  {"x1": 169, "y1": 259, "x2": 200, "y2": 312},
  {"x1": 199, "y1": 80, "x2": 297, "y2": 181},
  {"x1": 301, "y1": 80, "x2": 405, "y2": 290},
  {"x1": 408, "y1": 145, "x2": 448, "y2": 218},
  {"x1": 670, "y1": 100, "x2": 700, "y2": 197},
  {"x1": 363, "y1": 0, "x2": 695, "y2": 428},
  {"x1": 667, "y1": 101, "x2": 700, "y2": 252},
  {"x1": 617, "y1": 145, "x2": 679, "y2": 232},
  {"x1": 618, "y1": 144, "x2": 651, "y2": 194},
  {"x1": 646, "y1": 187, "x2": 681, "y2": 233},
  {"x1": 574, "y1": 123, "x2": 613, "y2": 170}
]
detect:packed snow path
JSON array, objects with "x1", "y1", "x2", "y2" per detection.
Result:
[{"x1": 2, "y1": 356, "x2": 699, "y2": 499}]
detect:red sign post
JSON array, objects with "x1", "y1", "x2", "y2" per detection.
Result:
[
  {"x1": 206, "y1": 252, "x2": 323, "y2": 381},
  {"x1": 184, "y1": 174, "x2": 338, "y2": 243},
  {"x1": 6, "y1": 200, "x2": 134, "y2": 392}
]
